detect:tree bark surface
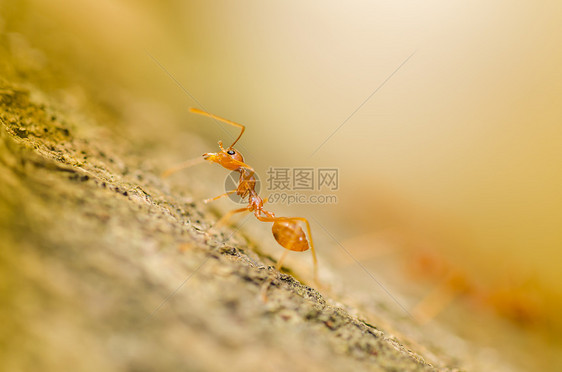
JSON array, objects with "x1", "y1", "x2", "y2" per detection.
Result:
[{"x1": 0, "y1": 83, "x2": 459, "y2": 372}]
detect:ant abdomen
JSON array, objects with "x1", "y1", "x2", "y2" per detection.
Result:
[{"x1": 272, "y1": 220, "x2": 310, "y2": 252}]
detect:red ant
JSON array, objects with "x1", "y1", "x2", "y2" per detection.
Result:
[{"x1": 165, "y1": 108, "x2": 318, "y2": 284}]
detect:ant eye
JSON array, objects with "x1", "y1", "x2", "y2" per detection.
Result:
[{"x1": 227, "y1": 150, "x2": 235, "y2": 155}]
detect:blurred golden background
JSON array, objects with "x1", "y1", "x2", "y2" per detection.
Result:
[{"x1": 2, "y1": 0, "x2": 561, "y2": 370}]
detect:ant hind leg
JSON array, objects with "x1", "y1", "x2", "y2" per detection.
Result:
[{"x1": 275, "y1": 250, "x2": 289, "y2": 272}]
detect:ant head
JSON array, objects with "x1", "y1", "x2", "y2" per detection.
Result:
[
  {"x1": 224, "y1": 147, "x2": 244, "y2": 163},
  {"x1": 202, "y1": 141, "x2": 252, "y2": 172},
  {"x1": 218, "y1": 140, "x2": 244, "y2": 163}
]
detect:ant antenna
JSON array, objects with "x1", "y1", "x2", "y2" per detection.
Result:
[{"x1": 189, "y1": 107, "x2": 245, "y2": 149}]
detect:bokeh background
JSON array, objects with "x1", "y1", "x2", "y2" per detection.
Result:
[{"x1": 2, "y1": 1, "x2": 561, "y2": 370}]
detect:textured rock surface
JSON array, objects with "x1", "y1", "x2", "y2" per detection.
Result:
[{"x1": 0, "y1": 83, "x2": 458, "y2": 372}]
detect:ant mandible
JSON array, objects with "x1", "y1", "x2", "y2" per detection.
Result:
[{"x1": 168, "y1": 107, "x2": 319, "y2": 284}]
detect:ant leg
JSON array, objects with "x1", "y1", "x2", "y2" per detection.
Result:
[
  {"x1": 203, "y1": 190, "x2": 237, "y2": 204},
  {"x1": 214, "y1": 206, "x2": 250, "y2": 227},
  {"x1": 275, "y1": 250, "x2": 289, "y2": 271},
  {"x1": 161, "y1": 156, "x2": 205, "y2": 178}
]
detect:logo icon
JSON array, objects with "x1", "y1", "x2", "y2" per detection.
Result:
[{"x1": 224, "y1": 171, "x2": 261, "y2": 203}]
